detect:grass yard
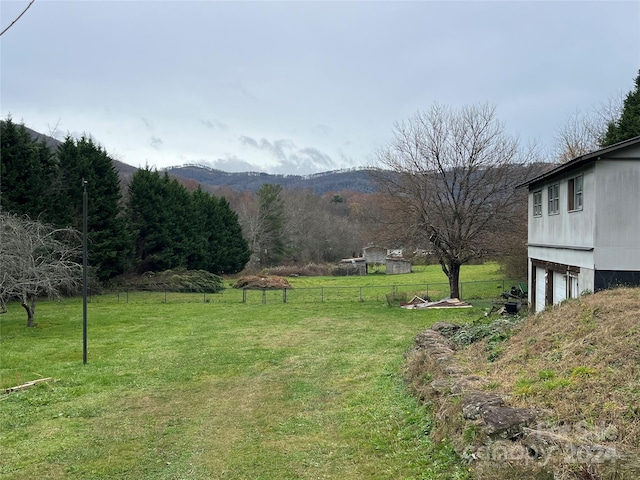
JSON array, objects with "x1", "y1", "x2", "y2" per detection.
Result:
[{"x1": 0, "y1": 264, "x2": 509, "y2": 479}]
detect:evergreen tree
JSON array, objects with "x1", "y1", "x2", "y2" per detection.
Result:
[
  {"x1": 188, "y1": 187, "x2": 250, "y2": 274},
  {"x1": 602, "y1": 69, "x2": 640, "y2": 146},
  {"x1": 187, "y1": 187, "x2": 211, "y2": 271},
  {"x1": 208, "y1": 195, "x2": 250, "y2": 274},
  {"x1": 129, "y1": 170, "x2": 249, "y2": 275},
  {"x1": 53, "y1": 136, "x2": 133, "y2": 281},
  {"x1": 128, "y1": 167, "x2": 175, "y2": 272},
  {"x1": 256, "y1": 183, "x2": 286, "y2": 267},
  {"x1": 162, "y1": 173, "x2": 193, "y2": 268},
  {"x1": 0, "y1": 118, "x2": 57, "y2": 217}
]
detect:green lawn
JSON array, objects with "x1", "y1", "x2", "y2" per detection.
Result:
[{"x1": 0, "y1": 264, "x2": 511, "y2": 479}]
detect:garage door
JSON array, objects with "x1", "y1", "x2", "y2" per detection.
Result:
[
  {"x1": 535, "y1": 267, "x2": 546, "y2": 313},
  {"x1": 554, "y1": 271, "x2": 567, "y2": 304}
]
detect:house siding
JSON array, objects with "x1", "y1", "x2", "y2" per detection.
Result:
[
  {"x1": 594, "y1": 160, "x2": 640, "y2": 270},
  {"x1": 528, "y1": 164, "x2": 596, "y2": 248}
]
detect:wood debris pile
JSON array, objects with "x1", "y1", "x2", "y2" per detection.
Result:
[{"x1": 401, "y1": 296, "x2": 472, "y2": 309}]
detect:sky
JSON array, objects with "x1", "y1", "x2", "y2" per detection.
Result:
[{"x1": 1, "y1": 1, "x2": 639, "y2": 175}]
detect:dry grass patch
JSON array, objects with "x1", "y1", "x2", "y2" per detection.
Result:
[
  {"x1": 232, "y1": 274, "x2": 293, "y2": 289},
  {"x1": 472, "y1": 288, "x2": 640, "y2": 450},
  {"x1": 405, "y1": 287, "x2": 640, "y2": 479}
]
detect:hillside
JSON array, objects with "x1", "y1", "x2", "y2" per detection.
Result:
[
  {"x1": 19, "y1": 125, "x2": 549, "y2": 195},
  {"x1": 21, "y1": 125, "x2": 138, "y2": 184},
  {"x1": 166, "y1": 165, "x2": 381, "y2": 194},
  {"x1": 406, "y1": 287, "x2": 640, "y2": 479},
  {"x1": 19, "y1": 126, "x2": 381, "y2": 194}
]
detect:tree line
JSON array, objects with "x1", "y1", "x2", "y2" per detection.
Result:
[{"x1": 1, "y1": 117, "x2": 251, "y2": 284}]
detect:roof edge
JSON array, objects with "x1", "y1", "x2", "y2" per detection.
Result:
[{"x1": 516, "y1": 135, "x2": 640, "y2": 189}]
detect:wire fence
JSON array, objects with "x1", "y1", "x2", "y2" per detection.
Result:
[{"x1": 90, "y1": 279, "x2": 525, "y2": 305}]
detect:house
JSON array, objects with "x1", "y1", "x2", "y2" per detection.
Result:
[{"x1": 518, "y1": 136, "x2": 640, "y2": 312}]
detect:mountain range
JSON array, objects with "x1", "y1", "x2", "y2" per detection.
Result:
[{"x1": 23, "y1": 126, "x2": 380, "y2": 194}]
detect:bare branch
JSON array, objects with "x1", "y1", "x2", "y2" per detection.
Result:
[{"x1": 0, "y1": 214, "x2": 83, "y2": 326}]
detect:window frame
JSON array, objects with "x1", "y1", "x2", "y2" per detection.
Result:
[
  {"x1": 547, "y1": 183, "x2": 559, "y2": 215},
  {"x1": 568, "y1": 175, "x2": 583, "y2": 212},
  {"x1": 533, "y1": 189, "x2": 543, "y2": 217}
]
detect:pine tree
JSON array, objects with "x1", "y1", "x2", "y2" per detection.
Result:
[
  {"x1": 256, "y1": 183, "x2": 286, "y2": 267},
  {"x1": 162, "y1": 173, "x2": 193, "y2": 269},
  {"x1": 128, "y1": 167, "x2": 175, "y2": 272},
  {"x1": 188, "y1": 187, "x2": 250, "y2": 274},
  {"x1": 129, "y1": 170, "x2": 249, "y2": 275},
  {"x1": 602, "y1": 69, "x2": 640, "y2": 146},
  {"x1": 53, "y1": 136, "x2": 133, "y2": 281},
  {"x1": 209, "y1": 195, "x2": 251, "y2": 274},
  {"x1": 0, "y1": 118, "x2": 56, "y2": 217},
  {"x1": 187, "y1": 187, "x2": 211, "y2": 271}
]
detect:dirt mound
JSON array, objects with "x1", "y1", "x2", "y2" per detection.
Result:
[{"x1": 232, "y1": 275, "x2": 292, "y2": 289}]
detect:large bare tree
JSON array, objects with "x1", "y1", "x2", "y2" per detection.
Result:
[
  {"x1": 375, "y1": 103, "x2": 536, "y2": 299},
  {"x1": 0, "y1": 214, "x2": 83, "y2": 327}
]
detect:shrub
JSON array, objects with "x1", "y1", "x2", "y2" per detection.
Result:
[{"x1": 110, "y1": 269, "x2": 224, "y2": 293}]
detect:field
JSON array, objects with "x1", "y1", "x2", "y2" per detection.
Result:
[{"x1": 0, "y1": 263, "x2": 512, "y2": 479}]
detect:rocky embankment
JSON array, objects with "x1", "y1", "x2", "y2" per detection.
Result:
[{"x1": 405, "y1": 288, "x2": 640, "y2": 479}]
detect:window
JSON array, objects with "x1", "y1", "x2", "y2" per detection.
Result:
[
  {"x1": 533, "y1": 190, "x2": 542, "y2": 216},
  {"x1": 568, "y1": 175, "x2": 583, "y2": 211},
  {"x1": 548, "y1": 184, "x2": 559, "y2": 214}
]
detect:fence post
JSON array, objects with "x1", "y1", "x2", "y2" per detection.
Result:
[
  {"x1": 262, "y1": 289, "x2": 266, "y2": 304},
  {"x1": 283, "y1": 288, "x2": 287, "y2": 303},
  {"x1": 242, "y1": 288, "x2": 247, "y2": 303},
  {"x1": 321, "y1": 287, "x2": 324, "y2": 303},
  {"x1": 359, "y1": 287, "x2": 363, "y2": 302},
  {"x1": 164, "y1": 289, "x2": 167, "y2": 303}
]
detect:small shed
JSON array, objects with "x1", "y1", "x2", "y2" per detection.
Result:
[
  {"x1": 362, "y1": 246, "x2": 387, "y2": 264},
  {"x1": 385, "y1": 257, "x2": 411, "y2": 275},
  {"x1": 337, "y1": 257, "x2": 368, "y2": 276}
]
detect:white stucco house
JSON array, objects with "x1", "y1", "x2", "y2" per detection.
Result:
[{"x1": 518, "y1": 136, "x2": 640, "y2": 313}]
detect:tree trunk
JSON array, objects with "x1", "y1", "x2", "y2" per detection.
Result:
[
  {"x1": 447, "y1": 261, "x2": 461, "y2": 299},
  {"x1": 22, "y1": 297, "x2": 36, "y2": 327}
]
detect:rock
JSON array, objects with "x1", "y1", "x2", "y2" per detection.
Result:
[
  {"x1": 451, "y1": 376, "x2": 488, "y2": 394},
  {"x1": 430, "y1": 379, "x2": 453, "y2": 394},
  {"x1": 442, "y1": 365, "x2": 464, "y2": 375},
  {"x1": 461, "y1": 392, "x2": 505, "y2": 420},
  {"x1": 598, "y1": 425, "x2": 619, "y2": 442},
  {"x1": 430, "y1": 322, "x2": 461, "y2": 337},
  {"x1": 482, "y1": 406, "x2": 537, "y2": 439},
  {"x1": 414, "y1": 329, "x2": 455, "y2": 350}
]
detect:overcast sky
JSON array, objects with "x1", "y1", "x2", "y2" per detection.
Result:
[{"x1": 1, "y1": 1, "x2": 638, "y2": 175}]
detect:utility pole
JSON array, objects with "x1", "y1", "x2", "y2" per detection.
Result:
[{"x1": 82, "y1": 179, "x2": 88, "y2": 364}]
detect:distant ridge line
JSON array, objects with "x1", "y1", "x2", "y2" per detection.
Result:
[{"x1": 166, "y1": 163, "x2": 377, "y2": 179}]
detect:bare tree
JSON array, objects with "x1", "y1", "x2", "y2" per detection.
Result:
[
  {"x1": 554, "y1": 94, "x2": 624, "y2": 162},
  {"x1": 282, "y1": 189, "x2": 358, "y2": 263},
  {"x1": 374, "y1": 103, "x2": 536, "y2": 299},
  {"x1": 0, "y1": 214, "x2": 83, "y2": 327}
]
